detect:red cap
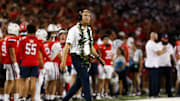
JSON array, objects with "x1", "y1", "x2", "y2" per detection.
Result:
[{"x1": 19, "y1": 24, "x2": 27, "y2": 32}]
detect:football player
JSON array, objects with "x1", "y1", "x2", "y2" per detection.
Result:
[
  {"x1": 56, "y1": 29, "x2": 72, "y2": 100},
  {"x1": 1, "y1": 23, "x2": 20, "y2": 101},
  {"x1": 35, "y1": 29, "x2": 48, "y2": 101},
  {"x1": 175, "y1": 40, "x2": 180, "y2": 96},
  {"x1": 0, "y1": 28, "x2": 5, "y2": 101},
  {"x1": 97, "y1": 34, "x2": 114, "y2": 99},
  {"x1": 19, "y1": 25, "x2": 50, "y2": 101},
  {"x1": 44, "y1": 24, "x2": 62, "y2": 101}
]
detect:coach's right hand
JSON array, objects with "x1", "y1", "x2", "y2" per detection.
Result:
[{"x1": 60, "y1": 62, "x2": 66, "y2": 72}]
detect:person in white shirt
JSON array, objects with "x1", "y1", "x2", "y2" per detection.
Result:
[
  {"x1": 145, "y1": 32, "x2": 167, "y2": 97},
  {"x1": 157, "y1": 34, "x2": 174, "y2": 97},
  {"x1": 60, "y1": 9, "x2": 104, "y2": 101},
  {"x1": 175, "y1": 40, "x2": 180, "y2": 96}
]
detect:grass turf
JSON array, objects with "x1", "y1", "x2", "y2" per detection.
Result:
[{"x1": 73, "y1": 93, "x2": 171, "y2": 101}]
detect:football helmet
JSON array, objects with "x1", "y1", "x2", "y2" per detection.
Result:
[
  {"x1": 35, "y1": 29, "x2": 48, "y2": 41},
  {"x1": 7, "y1": 23, "x2": 20, "y2": 36}
]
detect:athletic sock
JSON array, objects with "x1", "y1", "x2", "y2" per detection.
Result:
[
  {"x1": 14, "y1": 93, "x2": 19, "y2": 101},
  {"x1": 56, "y1": 95, "x2": 60, "y2": 99},
  {"x1": 46, "y1": 94, "x2": 50, "y2": 100},
  {"x1": 0, "y1": 95, "x2": 3, "y2": 100},
  {"x1": 49, "y1": 95, "x2": 55, "y2": 100},
  {"x1": 4, "y1": 94, "x2": 9, "y2": 101}
]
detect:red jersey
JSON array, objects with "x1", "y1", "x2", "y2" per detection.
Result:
[
  {"x1": 17, "y1": 35, "x2": 25, "y2": 62},
  {"x1": 1, "y1": 36, "x2": 19, "y2": 64},
  {"x1": 42, "y1": 41, "x2": 51, "y2": 62},
  {"x1": 19, "y1": 35, "x2": 50, "y2": 66},
  {"x1": 43, "y1": 41, "x2": 61, "y2": 65},
  {"x1": 94, "y1": 42, "x2": 99, "y2": 51},
  {"x1": 99, "y1": 44, "x2": 113, "y2": 65},
  {"x1": 176, "y1": 40, "x2": 180, "y2": 55},
  {"x1": 0, "y1": 39, "x2": 3, "y2": 64}
]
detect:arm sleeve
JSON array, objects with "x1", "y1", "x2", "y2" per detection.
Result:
[
  {"x1": 50, "y1": 42, "x2": 62, "y2": 60},
  {"x1": 18, "y1": 40, "x2": 23, "y2": 61},
  {"x1": 90, "y1": 28, "x2": 94, "y2": 46},
  {"x1": 150, "y1": 42, "x2": 161, "y2": 52},
  {"x1": 169, "y1": 45, "x2": 174, "y2": 55},
  {"x1": 7, "y1": 38, "x2": 17, "y2": 48},
  {"x1": 39, "y1": 42, "x2": 51, "y2": 61},
  {"x1": 66, "y1": 28, "x2": 75, "y2": 44}
]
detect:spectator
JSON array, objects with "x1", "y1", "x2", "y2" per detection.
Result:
[
  {"x1": 114, "y1": 47, "x2": 127, "y2": 96},
  {"x1": 131, "y1": 41, "x2": 143, "y2": 96}
]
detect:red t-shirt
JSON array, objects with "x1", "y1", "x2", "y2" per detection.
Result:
[
  {"x1": 99, "y1": 44, "x2": 113, "y2": 65},
  {"x1": 1, "y1": 36, "x2": 19, "y2": 64},
  {"x1": 19, "y1": 35, "x2": 50, "y2": 66}
]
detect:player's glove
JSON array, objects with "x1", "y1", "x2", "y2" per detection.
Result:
[
  {"x1": 13, "y1": 62, "x2": 20, "y2": 79},
  {"x1": 40, "y1": 69, "x2": 46, "y2": 75}
]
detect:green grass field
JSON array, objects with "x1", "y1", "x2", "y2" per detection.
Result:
[
  {"x1": 72, "y1": 93, "x2": 176, "y2": 101},
  {"x1": 94, "y1": 95, "x2": 148, "y2": 101},
  {"x1": 70, "y1": 95, "x2": 148, "y2": 101}
]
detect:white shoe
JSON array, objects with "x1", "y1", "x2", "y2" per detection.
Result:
[
  {"x1": 92, "y1": 93, "x2": 96, "y2": 97},
  {"x1": 96, "y1": 94, "x2": 101, "y2": 100},
  {"x1": 104, "y1": 94, "x2": 112, "y2": 99},
  {"x1": 136, "y1": 92, "x2": 141, "y2": 96},
  {"x1": 76, "y1": 94, "x2": 82, "y2": 99},
  {"x1": 131, "y1": 93, "x2": 136, "y2": 96},
  {"x1": 18, "y1": 97, "x2": 26, "y2": 101}
]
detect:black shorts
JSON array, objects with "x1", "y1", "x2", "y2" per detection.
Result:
[
  {"x1": 21, "y1": 66, "x2": 39, "y2": 78},
  {"x1": 89, "y1": 62, "x2": 98, "y2": 75},
  {"x1": 117, "y1": 71, "x2": 126, "y2": 80},
  {"x1": 130, "y1": 64, "x2": 140, "y2": 72},
  {"x1": 0, "y1": 64, "x2": 6, "y2": 88}
]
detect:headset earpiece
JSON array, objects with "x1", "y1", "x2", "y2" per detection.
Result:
[
  {"x1": 78, "y1": 10, "x2": 82, "y2": 21},
  {"x1": 78, "y1": 9, "x2": 90, "y2": 21}
]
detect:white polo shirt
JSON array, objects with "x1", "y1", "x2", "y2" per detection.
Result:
[
  {"x1": 145, "y1": 40, "x2": 161, "y2": 68},
  {"x1": 66, "y1": 23, "x2": 93, "y2": 56},
  {"x1": 112, "y1": 39, "x2": 123, "y2": 55},
  {"x1": 157, "y1": 42, "x2": 173, "y2": 67}
]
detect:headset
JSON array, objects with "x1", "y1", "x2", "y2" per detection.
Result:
[{"x1": 78, "y1": 9, "x2": 90, "y2": 21}]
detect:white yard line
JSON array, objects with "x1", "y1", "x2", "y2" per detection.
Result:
[{"x1": 128, "y1": 97, "x2": 180, "y2": 101}]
